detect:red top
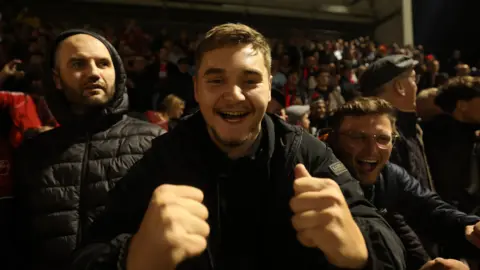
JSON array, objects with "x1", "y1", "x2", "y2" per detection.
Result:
[{"x1": 145, "y1": 111, "x2": 169, "y2": 131}]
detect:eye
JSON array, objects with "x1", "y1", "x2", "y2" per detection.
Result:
[
  {"x1": 207, "y1": 78, "x2": 224, "y2": 84},
  {"x1": 98, "y1": 60, "x2": 111, "y2": 68},
  {"x1": 376, "y1": 135, "x2": 392, "y2": 145},
  {"x1": 71, "y1": 61, "x2": 84, "y2": 69}
]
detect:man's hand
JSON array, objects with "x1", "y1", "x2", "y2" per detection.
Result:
[
  {"x1": 290, "y1": 164, "x2": 368, "y2": 269},
  {"x1": 466, "y1": 221, "x2": 480, "y2": 248},
  {"x1": 1, "y1": 59, "x2": 22, "y2": 78},
  {"x1": 127, "y1": 184, "x2": 210, "y2": 270},
  {"x1": 419, "y1": 258, "x2": 470, "y2": 270}
]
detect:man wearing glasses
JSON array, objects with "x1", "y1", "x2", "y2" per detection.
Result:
[{"x1": 322, "y1": 97, "x2": 480, "y2": 270}]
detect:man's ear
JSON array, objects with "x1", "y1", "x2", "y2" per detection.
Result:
[
  {"x1": 268, "y1": 74, "x2": 273, "y2": 103},
  {"x1": 52, "y1": 69, "x2": 62, "y2": 90},
  {"x1": 394, "y1": 80, "x2": 406, "y2": 96}
]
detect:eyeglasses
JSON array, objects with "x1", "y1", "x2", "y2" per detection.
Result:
[{"x1": 338, "y1": 131, "x2": 398, "y2": 149}]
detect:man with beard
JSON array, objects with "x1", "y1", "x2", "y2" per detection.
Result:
[
  {"x1": 71, "y1": 23, "x2": 405, "y2": 270},
  {"x1": 324, "y1": 97, "x2": 480, "y2": 269},
  {"x1": 12, "y1": 30, "x2": 165, "y2": 270}
]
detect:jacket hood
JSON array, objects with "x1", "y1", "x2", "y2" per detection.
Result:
[{"x1": 45, "y1": 29, "x2": 128, "y2": 125}]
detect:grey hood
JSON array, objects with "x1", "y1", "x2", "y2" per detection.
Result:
[{"x1": 45, "y1": 29, "x2": 128, "y2": 125}]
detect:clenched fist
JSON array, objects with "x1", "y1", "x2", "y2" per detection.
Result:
[
  {"x1": 419, "y1": 258, "x2": 470, "y2": 270},
  {"x1": 466, "y1": 221, "x2": 480, "y2": 249},
  {"x1": 290, "y1": 164, "x2": 368, "y2": 269},
  {"x1": 127, "y1": 184, "x2": 210, "y2": 270}
]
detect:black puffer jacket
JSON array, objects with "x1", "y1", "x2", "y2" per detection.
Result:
[{"x1": 12, "y1": 30, "x2": 165, "y2": 270}]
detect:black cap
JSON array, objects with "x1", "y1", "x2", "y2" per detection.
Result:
[{"x1": 359, "y1": 54, "x2": 418, "y2": 96}]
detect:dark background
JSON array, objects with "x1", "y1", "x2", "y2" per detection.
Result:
[{"x1": 413, "y1": 0, "x2": 479, "y2": 65}]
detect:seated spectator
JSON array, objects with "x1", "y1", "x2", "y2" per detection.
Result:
[
  {"x1": 416, "y1": 88, "x2": 443, "y2": 121},
  {"x1": 309, "y1": 99, "x2": 329, "y2": 135},
  {"x1": 145, "y1": 94, "x2": 185, "y2": 131},
  {"x1": 310, "y1": 67, "x2": 345, "y2": 112},
  {"x1": 283, "y1": 69, "x2": 306, "y2": 106},
  {"x1": 423, "y1": 76, "x2": 480, "y2": 215},
  {"x1": 323, "y1": 97, "x2": 480, "y2": 268},
  {"x1": 285, "y1": 104, "x2": 310, "y2": 131},
  {"x1": 0, "y1": 59, "x2": 57, "y2": 148}
]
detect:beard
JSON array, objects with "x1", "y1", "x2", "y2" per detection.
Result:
[
  {"x1": 208, "y1": 121, "x2": 261, "y2": 149},
  {"x1": 209, "y1": 125, "x2": 249, "y2": 148},
  {"x1": 58, "y1": 77, "x2": 114, "y2": 107}
]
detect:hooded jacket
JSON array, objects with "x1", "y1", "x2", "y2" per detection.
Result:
[{"x1": 12, "y1": 29, "x2": 165, "y2": 270}]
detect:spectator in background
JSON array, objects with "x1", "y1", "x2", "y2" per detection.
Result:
[
  {"x1": 167, "y1": 57, "x2": 195, "y2": 114},
  {"x1": 283, "y1": 69, "x2": 305, "y2": 106},
  {"x1": 124, "y1": 54, "x2": 150, "y2": 112},
  {"x1": 423, "y1": 76, "x2": 480, "y2": 216},
  {"x1": 144, "y1": 46, "x2": 177, "y2": 110},
  {"x1": 145, "y1": 94, "x2": 185, "y2": 131},
  {"x1": 309, "y1": 99, "x2": 328, "y2": 136},
  {"x1": 310, "y1": 67, "x2": 345, "y2": 112},
  {"x1": 359, "y1": 54, "x2": 435, "y2": 192},
  {"x1": 338, "y1": 60, "x2": 360, "y2": 102},
  {"x1": 446, "y1": 50, "x2": 462, "y2": 76},
  {"x1": 285, "y1": 104, "x2": 310, "y2": 131},
  {"x1": 0, "y1": 59, "x2": 56, "y2": 148},
  {"x1": 271, "y1": 57, "x2": 287, "y2": 90},
  {"x1": 456, "y1": 63, "x2": 471, "y2": 76},
  {"x1": 13, "y1": 29, "x2": 164, "y2": 270},
  {"x1": 418, "y1": 59, "x2": 442, "y2": 90},
  {"x1": 416, "y1": 88, "x2": 443, "y2": 121}
]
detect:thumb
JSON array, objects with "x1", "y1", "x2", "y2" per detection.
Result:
[{"x1": 294, "y1": 164, "x2": 311, "y2": 179}]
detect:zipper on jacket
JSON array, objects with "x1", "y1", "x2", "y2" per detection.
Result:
[{"x1": 76, "y1": 132, "x2": 91, "y2": 246}]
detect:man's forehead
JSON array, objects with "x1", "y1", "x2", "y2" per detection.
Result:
[
  {"x1": 341, "y1": 114, "x2": 393, "y2": 130},
  {"x1": 199, "y1": 44, "x2": 267, "y2": 74},
  {"x1": 57, "y1": 34, "x2": 110, "y2": 59}
]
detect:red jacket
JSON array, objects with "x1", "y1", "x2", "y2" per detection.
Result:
[
  {"x1": 0, "y1": 137, "x2": 12, "y2": 198},
  {"x1": 145, "y1": 111, "x2": 169, "y2": 131},
  {"x1": 0, "y1": 91, "x2": 57, "y2": 148}
]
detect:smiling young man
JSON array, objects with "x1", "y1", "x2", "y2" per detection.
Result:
[
  {"x1": 71, "y1": 23, "x2": 406, "y2": 270},
  {"x1": 325, "y1": 97, "x2": 480, "y2": 269}
]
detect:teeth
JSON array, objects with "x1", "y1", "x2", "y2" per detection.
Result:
[
  {"x1": 220, "y1": 112, "x2": 248, "y2": 116},
  {"x1": 360, "y1": 159, "x2": 377, "y2": 164}
]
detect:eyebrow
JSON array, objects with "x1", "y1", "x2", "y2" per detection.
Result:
[
  {"x1": 202, "y1": 68, "x2": 263, "y2": 77},
  {"x1": 68, "y1": 55, "x2": 111, "y2": 64}
]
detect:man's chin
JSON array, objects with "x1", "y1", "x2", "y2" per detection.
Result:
[{"x1": 83, "y1": 95, "x2": 111, "y2": 106}]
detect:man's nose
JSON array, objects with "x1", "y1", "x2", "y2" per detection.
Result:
[
  {"x1": 364, "y1": 137, "x2": 379, "y2": 153},
  {"x1": 223, "y1": 84, "x2": 246, "y2": 102},
  {"x1": 86, "y1": 62, "x2": 102, "y2": 79}
]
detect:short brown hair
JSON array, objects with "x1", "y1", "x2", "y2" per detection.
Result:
[
  {"x1": 329, "y1": 97, "x2": 397, "y2": 134},
  {"x1": 435, "y1": 76, "x2": 480, "y2": 113},
  {"x1": 195, "y1": 23, "x2": 271, "y2": 73},
  {"x1": 159, "y1": 94, "x2": 184, "y2": 115}
]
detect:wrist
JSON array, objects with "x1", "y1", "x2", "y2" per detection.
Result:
[
  {"x1": 325, "y1": 246, "x2": 368, "y2": 269},
  {"x1": 127, "y1": 233, "x2": 174, "y2": 270}
]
